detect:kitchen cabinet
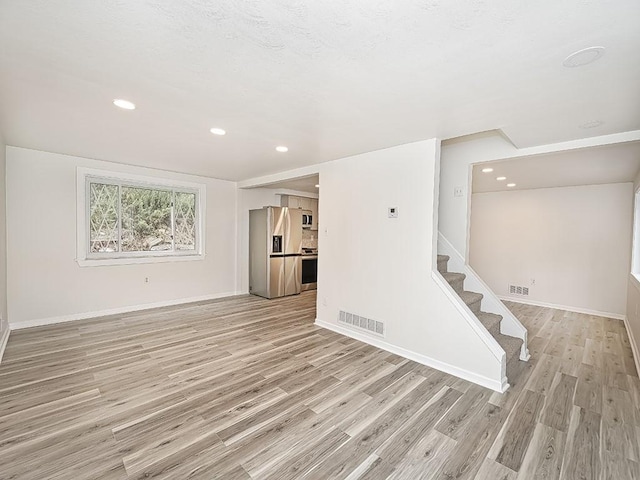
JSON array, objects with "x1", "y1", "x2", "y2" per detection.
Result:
[
  {"x1": 280, "y1": 195, "x2": 311, "y2": 210},
  {"x1": 280, "y1": 195, "x2": 319, "y2": 231},
  {"x1": 311, "y1": 198, "x2": 319, "y2": 231},
  {"x1": 280, "y1": 195, "x2": 294, "y2": 208},
  {"x1": 300, "y1": 197, "x2": 313, "y2": 210}
]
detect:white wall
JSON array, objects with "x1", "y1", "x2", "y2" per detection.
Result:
[
  {"x1": 439, "y1": 130, "x2": 640, "y2": 259},
  {"x1": 470, "y1": 183, "x2": 633, "y2": 317},
  {"x1": 315, "y1": 139, "x2": 503, "y2": 389},
  {"x1": 627, "y1": 280, "x2": 640, "y2": 373},
  {"x1": 6, "y1": 147, "x2": 238, "y2": 327},
  {"x1": 0, "y1": 136, "x2": 8, "y2": 359},
  {"x1": 626, "y1": 171, "x2": 640, "y2": 375},
  {"x1": 439, "y1": 132, "x2": 519, "y2": 258}
]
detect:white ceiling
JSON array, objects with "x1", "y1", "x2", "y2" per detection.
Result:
[
  {"x1": 1, "y1": 1, "x2": 639, "y2": 181},
  {"x1": 472, "y1": 141, "x2": 640, "y2": 193}
]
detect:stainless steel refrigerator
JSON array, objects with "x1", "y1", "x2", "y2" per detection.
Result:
[{"x1": 249, "y1": 206, "x2": 303, "y2": 299}]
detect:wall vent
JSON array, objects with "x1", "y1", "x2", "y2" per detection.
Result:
[
  {"x1": 509, "y1": 284, "x2": 529, "y2": 296},
  {"x1": 338, "y1": 310, "x2": 385, "y2": 337}
]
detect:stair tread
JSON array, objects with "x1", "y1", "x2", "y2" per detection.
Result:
[
  {"x1": 477, "y1": 311, "x2": 502, "y2": 321},
  {"x1": 442, "y1": 272, "x2": 465, "y2": 282},
  {"x1": 496, "y1": 333, "x2": 523, "y2": 359},
  {"x1": 459, "y1": 291, "x2": 483, "y2": 305},
  {"x1": 437, "y1": 255, "x2": 450, "y2": 273},
  {"x1": 477, "y1": 311, "x2": 502, "y2": 331}
]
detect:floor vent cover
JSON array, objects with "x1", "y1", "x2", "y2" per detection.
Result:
[
  {"x1": 509, "y1": 284, "x2": 530, "y2": 296},
  {"x1": 338, "y1": 310, "x2": 385, "y2": 337}
]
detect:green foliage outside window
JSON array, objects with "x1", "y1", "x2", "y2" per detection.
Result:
[{"x1": 89, "y1": 181, "x2": 197, "y2": 255}]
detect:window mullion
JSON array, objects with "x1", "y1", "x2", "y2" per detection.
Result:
[
  {"x1": 171, "y1": 190, "x2": 176, "y2": 252},
  {"x1": 86, "y1": 178, "x2": 92, "y2": 254},
  {"x1": 117, "y1": 183, "x2": 122, "y2": 253},
  {"x1": 194, "y1": 192, "x2": 198, "y2": 253}
]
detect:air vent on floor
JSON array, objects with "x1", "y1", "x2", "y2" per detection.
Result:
[
  {"x1": 509, "y1": 284, "x2": 529, "y2": 296},
  {"x1": 338, "y1": 310, "x2": 385, "y2": 337}
]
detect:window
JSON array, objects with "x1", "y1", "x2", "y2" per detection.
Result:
[
  {"x1": 77, "y1": 168, "x2": 205, "y2": 266},
  {"x1": 633, "y1": 189, "x2": 640, "y2": 283}
]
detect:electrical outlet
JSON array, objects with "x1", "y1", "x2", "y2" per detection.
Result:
[
  {"x1": 388, "y1": 207, "x2": 398, "y2": 218},
  {"x1": 531, "y1": 278, "x2": 536, "y2": 286},
  {"x1": 145, "y1": 277, "x2": 149, "y2": 283},
  {"x1": 454, "y1": 186, "x2": 464, "y2": 197}
]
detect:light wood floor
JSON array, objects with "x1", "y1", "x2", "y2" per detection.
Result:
[{"x1": 0, "y1": 292, "x2": 639, "y2": 479}]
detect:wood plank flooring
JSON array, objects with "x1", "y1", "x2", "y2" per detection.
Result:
[{"x1": 0, "y1": 292, "x2": 638, "y2": 479}]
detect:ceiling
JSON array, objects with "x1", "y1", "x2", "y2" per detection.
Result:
[
  {"x1": 1, "y1": 2, "x2": 639, "y2": 181},
  {"x1": 261, "y1": 174, "x2": 320, "y2": 194},
  {"x1": 472, "y1": 141, "x2": 640, "y2": 193}
]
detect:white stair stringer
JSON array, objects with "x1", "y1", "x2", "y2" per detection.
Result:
[{"x1": 438, "y1": 232, "x2": 530, "y2": 362}]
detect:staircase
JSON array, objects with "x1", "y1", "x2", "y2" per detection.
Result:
[{"x1": 437, "y1": 254, "x2": 524, "y2": 382}]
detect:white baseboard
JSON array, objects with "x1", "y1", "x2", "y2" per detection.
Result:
[
  {"x1": 498, "y1": 296, "x2": 625, "y2": 321},
  {"x1": 0, "y1": 327, "x2": 10, "y2": 364},
  {"x1": 315, "y1": 319, "x2": 507, "y2": 393},
  {"x1": 9, "y1": 291, "x2": 240, "y2": 330},
  {"x1": 622, "y1": 315, "x2": 640, "y2": 378}
]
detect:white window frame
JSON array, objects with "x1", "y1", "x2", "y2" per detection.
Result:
[
  {"x1": 76, "y1": 167, "x2": 206, "y2": 267},
  {"x1": 632, "y1": 187, "x2": 640, "y2": 289}
]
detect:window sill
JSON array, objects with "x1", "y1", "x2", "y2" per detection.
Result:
[{"x1": 77, "y1": 254, "x2": 205, "y2": 267}]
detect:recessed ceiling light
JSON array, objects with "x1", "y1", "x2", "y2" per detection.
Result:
[
  {"x1": 276, "y1": 146, "x2": 288, "y2": 153},
  {"x1": 210, "y1": 128, "x2": 226, "y2": 136},
  {"x1": 113, "y1": 99, "x2": 135, "y2": 110},
  {"x1": 562, "y1": 46, "x2": 605, "y2": 68},
  {"x1": 507, "y1": 183, "x2": 516, "y2": 187},
  {"x1": 315, "y1": 184, "x2": 320, "y2": 188},
  {"x1": 496, "y1": 176, "x2": 507, "y2": 181},
  {"x1": 578, "y1": 120, "x2": 604, "y2": 129},
  {"x1": 481, "y1": 167, "x2": 494, "y2": 173}
]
